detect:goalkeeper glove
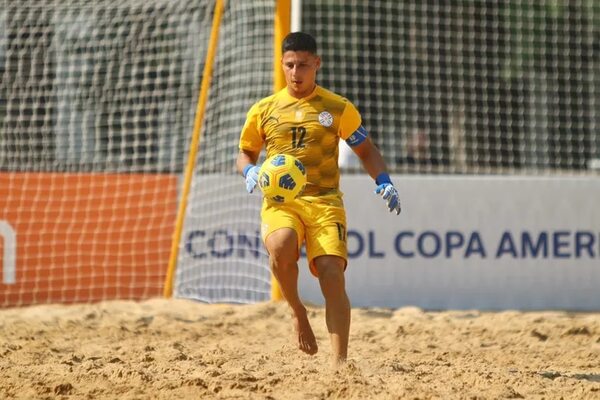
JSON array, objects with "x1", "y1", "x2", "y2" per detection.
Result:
[
  {"x1": 374, "y1": 173, "x2": 401, "y2": 215},
  {"x1": 243, "y1": 164, "x2": 260, "y2": 194}
]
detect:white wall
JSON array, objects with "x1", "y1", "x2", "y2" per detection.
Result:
[
  {"x1": 176, "y1": 174, "x2": 600, "y2": 310},
  {"x1": 298, "y1": 175, "x2": 600, "y2": 310}
]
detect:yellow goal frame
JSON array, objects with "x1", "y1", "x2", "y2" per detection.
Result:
[{"x1": 163, "y1": 0, "x2": 292, "y2": 301}]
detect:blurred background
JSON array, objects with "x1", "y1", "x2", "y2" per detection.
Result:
[{"x1": 1, "y1": 0, "x2": 598, "y2": 176}]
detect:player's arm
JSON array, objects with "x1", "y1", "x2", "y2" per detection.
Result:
[
  {"x1": 340, "y1": 102, "x2": 400, "y2": 214},
  {"x1": 237, "y1": 148, "x2": 261, "y2": 194},
  {"x1": 236, "y1": 148, "x2": 260, "y2": 176},
  {"x1": 237, "y1": 102, "x2": 264, "y2": 193},
  {"x1": 351, "y1": 136, "x2": 386, "y2": 181},
  {"x1": 345, "y1": 128, "x2": 401, "y2": 215}
]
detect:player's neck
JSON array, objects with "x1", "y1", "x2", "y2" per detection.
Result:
[{"x1": 286, "y1": 84, "x2": 317, "y2": 99}]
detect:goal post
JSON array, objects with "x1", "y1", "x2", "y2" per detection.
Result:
[
  {"x1": 168, "y1": 0, "x2": 279, "y2": 304},
  {"x1": 268, "y1": 0, "x2": 293, "y2": 302},
  {"x1": 164, "y1": 0, "x2": 289, "y2": 302},
  {"x1": 163, "y1": 0, "x2": 225, "y2": 299}
]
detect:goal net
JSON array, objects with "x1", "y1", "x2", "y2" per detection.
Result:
[
  {"x1": 303, "y1": 0, "x2": 599, "y2": 174},
  {"x1": 1, "y1": 1, "x2": 598, "y2": 306},
  {"x1": 172, "y1": 1, "x2": 275, "y2": 303},
  {"x1": 0, "y1": 0, "x2": 274, "y2": 306}
]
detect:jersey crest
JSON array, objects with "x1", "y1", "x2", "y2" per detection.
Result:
[{"x1": 318, "y1": 111, "x2": 333, "y2": 127}]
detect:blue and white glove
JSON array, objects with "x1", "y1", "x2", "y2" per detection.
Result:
[
  {"x1": 243, "y1": 164, "x2": 260, "y2": 194},
  {"x1": 374, "y1": 173, "x2": 401, "y2": 215}
]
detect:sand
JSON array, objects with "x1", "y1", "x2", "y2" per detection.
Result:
[{"x1": 0, "y1": 298, "x2": 599, "y2": 399}]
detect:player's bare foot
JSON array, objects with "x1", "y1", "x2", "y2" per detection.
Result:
[
  {"x1": 331, "y1": 355, "x2": 347, "y2": 368},
  {"x1": 293, "y1": 312, "x2": 318, "y2": 355}
]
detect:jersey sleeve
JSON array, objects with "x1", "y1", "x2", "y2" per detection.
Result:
[
  {"x1": 338, "y1": 101, "x2": 362, "y2": 140},
  {"x1": 238, "y1": 102, "x2": 264, "y2": 152}
]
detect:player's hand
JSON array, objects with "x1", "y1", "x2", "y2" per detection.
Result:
[
  {"x1": 374, "y1": 173, "x2": 401, "y2": 215},
  {"x1": 243, "y1": 164, "x2": 260, "y2": 193}
]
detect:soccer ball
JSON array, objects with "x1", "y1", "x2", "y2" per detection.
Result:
[{"x1": 258, "y1": 154, "x2": 307, "y2": 203}]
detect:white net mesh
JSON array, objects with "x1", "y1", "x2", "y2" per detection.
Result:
[
  {"x1": 302, "y1": 0, "x2": 599, "y2": 174},
  {"x1": 174, "y1": 1, "x2": 274, "y2": 303},
  {"x1": 1, "y1": 0, "x2": 207, "y2": 173},
  {"x1": 1, "y1": 0, "x2": 599, "y2": 306},
  {"x1": 0, "y1": 0, "x2": 273, "y2": 305}
]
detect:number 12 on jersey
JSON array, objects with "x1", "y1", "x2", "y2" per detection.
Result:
[{"x1": 291, "y1": 126, "x2": 306, "y2": 148}]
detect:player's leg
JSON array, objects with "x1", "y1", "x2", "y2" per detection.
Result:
[
  {"x1": 265, "y1": 228, "x2": 317, "y2": 355},
  {"x1": 303, "y1": 193, "x2": 350, "y2": 365},
  {"x1": 314, "y1": 255, "x2": 350, "y2": 365},
  {"x1": 261, "y1": 201, "x2": 317, "y2": 355}
]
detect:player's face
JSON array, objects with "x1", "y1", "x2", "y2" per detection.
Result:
[{"x1": 282, "y1": 51, "x2": 321, "y2": 99}]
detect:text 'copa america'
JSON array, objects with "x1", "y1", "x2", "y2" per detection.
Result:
[{"x1": 184, "y1": 229, "x2": 600, "y2": 260}]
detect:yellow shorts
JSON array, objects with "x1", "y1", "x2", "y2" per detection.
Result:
[{"x1": 260, "y1": 193, "x2": 347, "y2": 277}]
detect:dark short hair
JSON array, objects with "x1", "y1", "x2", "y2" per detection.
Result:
[{"x1": 282, "y1": 32, "x2": 317, "y2": 54}]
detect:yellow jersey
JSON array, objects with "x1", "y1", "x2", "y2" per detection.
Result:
[{"x1": 239, "y1": 85, "x2": 362, "y2": 195}]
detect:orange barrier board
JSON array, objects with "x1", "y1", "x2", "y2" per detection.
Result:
[{"x1": 0, "y1": 172, "x2": 177, "y2": 307}]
